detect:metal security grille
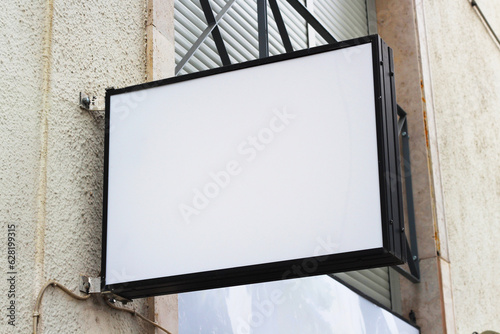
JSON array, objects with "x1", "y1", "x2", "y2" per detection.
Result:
[
  {"x1": 173, "y1": 0, "x2": 395, "y2": 311},
  {"x1": 174, "y1": 0, "x2": 368, "y2": 75}
]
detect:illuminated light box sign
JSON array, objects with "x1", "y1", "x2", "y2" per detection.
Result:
[{"x1": 102, "y1": 35, "x2": 406, "y2": 299}]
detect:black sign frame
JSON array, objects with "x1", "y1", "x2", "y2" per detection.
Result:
[{"x1": 101, "y1": 35, "x2": 406, "y2": 299}]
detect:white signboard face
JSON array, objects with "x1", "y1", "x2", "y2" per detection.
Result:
[{"x1": 103, "y1": 36, "x2": 405, "y2": 299}]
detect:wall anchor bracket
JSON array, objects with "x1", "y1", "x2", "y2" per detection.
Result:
[
  {"x1": 79, "y1": 275, "x2": 102, "y2": 294},
  {"x1": 79, "y1": 92, "x2": 105, "y2": 112},
  {"x1": 101, "y1": 291, "x2": 133, "y2": 305},
  {"x1": 79, "y1": 275, "x2": 132, "y2": 304}
]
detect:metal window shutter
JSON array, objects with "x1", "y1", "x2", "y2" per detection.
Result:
[
  {"x1": 174, "y1": 0, "x2": 367, "y2": 74},
  {"x1": 174, "y1": 0, "x2": 391, "y2": 310},
  {"x1": 313, "y1": 0, "x2": 368, "y2": 44},
  {"x1": 334, "y1": 267, "x2": 392, "y2": 309}
]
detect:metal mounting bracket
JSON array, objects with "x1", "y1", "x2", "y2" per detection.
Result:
[
  {"x1": 79, "y1": 92, "x2": 105, "y2": 112},
  {"x1": 391, "y1": 105, "x2": 420, "y2": 283},
  {"x1": 101, "y1": 291, "x2": 133, "y2": 305},
  {"x1": 79, "y1": 275, "x2": 102, "y2": 294},
  {"x1": 79, "y1": 275, "x2": 131, "y2": 304}
]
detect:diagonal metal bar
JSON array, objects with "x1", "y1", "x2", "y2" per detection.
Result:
[
  {"x1": 257, "y1": 0, "x2": 269, "y2": 58},
  {"x1": 397, "y1": 105, "x2": 407, "y2": 136},
  {"x1": 392, "y1": 104, "x2": 420, "y2": 283},
  {"x1": 405, "y1": 238, "x2": 420, "y2": 279},
  {"x1": 400, "y1": 116, "x2": 419, "y2": 278},
  {"x1": 305, "y1": 0, "x2": 316, "y2": 47},
  {"x1": 285, "y1": 0, "x2": 336, "y2": 44},
  {"x1": 392, "y1": 236, "x2": 420, "y2": 283},
  {"x1": 397, "y1": 115, "x2": 406, "y2": 135},
  {"x1": 200, "y1": 0, "x2": 231, "y2": 66},
  {"x1": 175, "y1": 0, "x2": 237, "y2": 75},
  {"x1": 269, "y1": 0, "x2": 293, "y2": 53}
]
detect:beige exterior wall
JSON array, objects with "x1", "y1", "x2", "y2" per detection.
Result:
[
  {"x1": 378, "y1": 0, "x2": 500, "y2": 333},
  {"x1": 419, "y1": 0, "x2": 500, "y2": 332},
  {"x1": 0, "y1": 0, "x2": 154, "y2": 332},
  {"x1": 1, "y1": 2, "x2": 46, "y2": 333},
  {"x1": 1, "y1": 0, "x2": 499, "y2": 333}
]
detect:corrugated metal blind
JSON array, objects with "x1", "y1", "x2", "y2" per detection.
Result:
[
  {"x1": 334, "y1": 267, "x2": 392, "y2": 309},
  {"x1": 174, "y1": 0, "x2": 391, "y2": 310},
  {"x1": 313, "y1": 0, "x2": 368, "y2": 44},
  {"x1": 174, "y1": 0, "x2": 367, "y2": 74}
]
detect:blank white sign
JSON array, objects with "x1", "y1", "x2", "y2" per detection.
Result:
[{"x1": 105, "y1": 42, "x2": 382, "y2": 285}]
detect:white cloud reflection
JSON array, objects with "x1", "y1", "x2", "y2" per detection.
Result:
[{"x1": 179, "y1": 275, "x2": 419, "y2": 334}]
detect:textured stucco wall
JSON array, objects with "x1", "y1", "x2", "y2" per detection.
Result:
[
  {"x1": 1, "y1": 0, "x2": 151, "y2": 333},
  {"x1": 421, "y1": 0, "x2": 500, "y2": 332},
  {"x1": 0, "y1": 1, "x2": 46, "y2": 333}
]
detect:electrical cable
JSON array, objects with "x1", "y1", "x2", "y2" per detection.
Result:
[
  {"x1": 33, "y1": 280, "x2": 172, "y2": 334},
  {"x1": 470, "y1": 0, "x2": 500, "y2": 48},
  {"x1": 104, "y1": 296, "x2": 173, "y2": 334},
  {"x1": 33, "y1": 280, "x2": 91, "y2": 334}
]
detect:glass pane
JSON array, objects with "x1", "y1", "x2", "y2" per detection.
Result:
[{"x1": 179, "y1": 275, "x2": 419, "y2": 334}]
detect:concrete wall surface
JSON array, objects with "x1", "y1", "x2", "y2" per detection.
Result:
[
  {"x1": 0, "y1": 0, "x2": 151, "y2": 333},
  {"x1": 2, "y1": 0, "x2": 499, "y2": 333},
  {"x1": 421, "y1": 0, "x2": 500, "y2": 332}
]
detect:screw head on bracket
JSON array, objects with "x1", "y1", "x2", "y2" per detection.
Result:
[{"x1": 81, "y1": 96, "x2": 90, "y2": 108}]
